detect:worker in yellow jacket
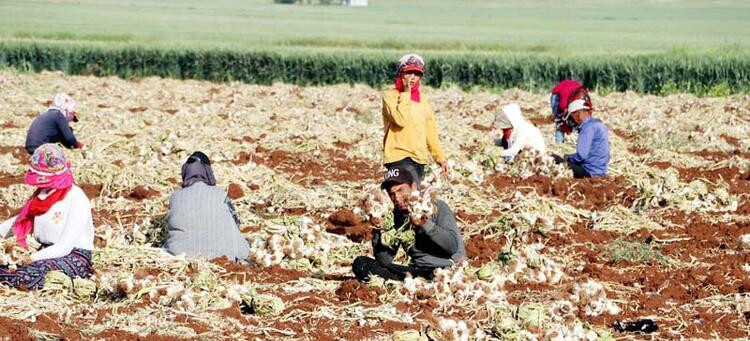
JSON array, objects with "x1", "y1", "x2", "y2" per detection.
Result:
[{"x1": 382, "y1": 53, "x2": 448, "y2": 183}]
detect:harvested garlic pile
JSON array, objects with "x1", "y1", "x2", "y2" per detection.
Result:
[
  {"x1": 569, "y1": 279, "x2": 621, "y2": 317},
  {"x1": 509, "y1": 149, "x2": 570, "y2": 179},
  {"x1": 247, "y1": 216, "x2": 345, "y2": 270}
]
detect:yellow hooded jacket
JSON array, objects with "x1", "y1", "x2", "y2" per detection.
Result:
[{"x1": 381, "y1": 89, "x2": 446, "y2": 165}]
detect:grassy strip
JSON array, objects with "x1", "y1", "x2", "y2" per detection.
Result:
[{"x1": 1, "y1": 41, "x2": 748, "y2": 95}]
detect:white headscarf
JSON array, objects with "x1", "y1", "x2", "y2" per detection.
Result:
[
  {"x1": 50, "y1": 93, "x2": 76, "y2": 116},
  {"x1": 499, "y1": 103, "x2": 546, "y2": 157}
]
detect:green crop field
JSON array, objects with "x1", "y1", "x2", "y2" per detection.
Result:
[{"x1": 1, "y1": 0, "x2": 749, "y2": 54}]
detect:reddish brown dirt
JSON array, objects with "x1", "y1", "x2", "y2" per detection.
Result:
[
  {"x1": 528, "y1": 116, "x2": 553, "y2": 126},
  {"x1": 335, "y1": 279, "x2": 385, "y2": 304},
  {"x1": 485, "y1": 174, "x2": 639, "y2": 211},
  {"x1": 471, "y1": 123, "x2": 493, "y2": 131},
  {"x1": 227, "y1": 183, "x2": 244, "y2": 199},
  {"x1": 0, "y1": 315, "x2": 34, "y2": 341},
  {"x1": 673, "y1": 166, "x2": 750, "y2": 195},
  {"x1": 455, "y1": 209, "x2": 483, "y2": 224},
  {"x1": 691, "y1": 149, "x2": 750, "y2": 162},
  {"x1": 1, "y1": 122, "x2": 20, "y2": 129},
  {"x1": 465, "y1": 233, "x2": 506, "y2": 267},
  {"x1": 0, "y1": 145, "x2": 28, "y2": 163},
  {"x1": 232, "y1": 146, "x2": 381, "y2": 185},
  {"x1": 647, "y1": 161, "x2": 673, "y2": 170},
  {"x1": 627, "y1": 146, "x2": 650, "y2": 155},
  {"x1": 80, "y1": 182, "x2": 103, "y2": 198},
  {"x1": 611, "y1": 128, "x2": 636, "y2": 141},
  {"x1": 93, "y1": 208, "x2": 143, "y2": 227},
  {"x1": 125, "y1": 186, "x2": 161, "y2": 200},
  {"x1": 721, "y1": 134, "x2": 742, "y2": 148},
  {"x1": 326, "y1": 209, "x2": 373, "y2": 242},
  {"x1": 210, "y1": 257, "x2": 306, "y2": 284},
  {"x1": 0, "y1": 171, "x2": 24, "y2": 187}
]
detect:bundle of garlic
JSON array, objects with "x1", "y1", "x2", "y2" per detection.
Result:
[
  {"x1": 0, "y1": 236, "x2": 40, "y2": 271},
  {"x1": 507, "y1": 149, "x2": 570, "y2": 179},
  {"x1": 569, "y1": 279, "x2": 620, "y2": 317},
  {"x1": 544, "y1": 322, "x2": 600, "y2": 341},
  {"x1": 504, "y1": 243, "x2": 565, "y2": 285},
  {"x1": 740, "y1": 234, "x2": 750, "y2": 249},
  {"x1": 225, "y1": 283, "x2": 284, "y2": 316},
  {"x1": 401, "y1": 263, "x2": 509, "y2": 313},
  {"x1": 247, "y1": 216, "x2": 346, "y2": 269},
  {"x1": 407, "y1": 173, "x2": 443, "y2": 222},
  {"x1": 353, "y1": 183, "x2": 390, "y2": 225},
  {"x1": 432, "y1": 318, "x2": 473, "y2": 341}
]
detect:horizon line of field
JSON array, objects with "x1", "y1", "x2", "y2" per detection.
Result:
[{"x1": 1, "y1": 42, "x2": 749, "y2": 96}]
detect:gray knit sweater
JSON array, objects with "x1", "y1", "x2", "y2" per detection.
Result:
[
  {"x1": 165, "y1": 182, "x2": 250, "y2": 261},
  {"x1": 373, "y1": 199, "x2": 466, "y2": 268}
]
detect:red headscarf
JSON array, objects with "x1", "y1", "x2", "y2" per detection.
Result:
[
  {"x1": 395, "y1": 54, "x2": 425, "y2": 102},
  {"x1": 551, "y1": 80, "x2": 583, "y2": 113},
  {"x1": 13, "y1": 144, "x2": 75, "y2": 248}
]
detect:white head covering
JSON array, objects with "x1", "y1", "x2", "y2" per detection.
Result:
[
  {"x1": 566, "y1": 99, "x2": 590, "y2": 114},
  {"x1": 50, "y1": 93, "x2": 76, "y2": 116},
  {"x1": 397, "y1": 53, "x2": 425, "y2": 73}
]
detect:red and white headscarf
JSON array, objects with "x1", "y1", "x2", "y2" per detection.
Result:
[
  {"x1": 394, "y1": 53, "x2": 425, "y2": 102},
  {"x1": 13, "y1": 144, "x2": 75, "y2": 248}
]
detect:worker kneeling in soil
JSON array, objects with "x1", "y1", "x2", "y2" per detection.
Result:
[
  {"x1": 492, "y1": 103, "x2": 545, "y2": 161},
  {"x1": 382, "y1": 53, "x2": 449, "y2": 183},
  {"x1": 25, "y1": 93, "x2": 84, "y2": 155},
  {"x1": 165, "y1": 151, "x2": 250, "y2": 261},
  {"x1": 553, "y1": 98, "x2": 611, "y2": 178},
  {"x1": 0, "y1": 144, "x2": 95, "y2": 290},
  {"x1": 352, "y1": 166, "x2": 465, "y2": 282},
  {"x1": 550, "y1": 79, "x2": 589, "y2": 144}
]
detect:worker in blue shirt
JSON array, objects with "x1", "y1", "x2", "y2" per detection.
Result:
[{"x1": 559, "y1": 99, "x2": 610, "y2": 178}]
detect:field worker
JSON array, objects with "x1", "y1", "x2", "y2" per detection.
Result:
[
  {"x1": 492, "y1": 103, "x2": 545, "y2": 161},
  {"x1": 25, "y1": 93, "x2": 84, "y2": 155},
  {"x1": 382, "y1": 53, "x2": 448, "y2": 183},
  {"x1": 556, "y1": 99, "x2": 610, "y2": 178},
  {"x1": 352, "y1": 165, "x2": 465, "y2": 282},
  {"x1": 164, "y1": 151, "x2": 250, "y2": 261},
  {"x1": 0, "y1": 144, "x2": 95, "y2": 290},
  {"x1": 550, "y1": 80, "x2": 592, "y2": 144}
]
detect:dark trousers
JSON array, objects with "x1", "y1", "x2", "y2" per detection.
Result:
[
  {"x1": 384, "y1": 157, "x2": 425, "y2": 184},
  {"x1": 552, "y1": 154, "x2": 590, "y2": 178},
  {"x1": 352, "y1": 256, "x2": 435, "y2": 282}
]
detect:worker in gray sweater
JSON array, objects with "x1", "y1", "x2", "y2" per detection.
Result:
[
  {"x1": 352, "y1": 166, "x2": 465, "y2": 281},
  {"x1": 165, "y1": 151, "x2": 250, "y2": 261}
]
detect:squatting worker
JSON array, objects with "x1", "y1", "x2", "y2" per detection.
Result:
[
  {"x1": 25, "y1": 93, "x2": 84, "y2": 154},
  {"x1": 0, "y1": 144, "x2": 95, "y2": 290},
  {"x1": 382, "y1": 53, "x2": 449, "y2": 183},
  {"x1": 550, "y1": 80, "x2": 592, "y2": 144},
  {"x1": 164, "y1": 151, "x2": 250, "y2": 261},
  {"x1": 557, "y1": 99, "x2": 610, "y2": 178},
  {"x1": 352, "y1": 165, "x2": 465, "y2": 282},
  {"x1": 492, "y1": 103, "x2": 546, "y2": 161}
]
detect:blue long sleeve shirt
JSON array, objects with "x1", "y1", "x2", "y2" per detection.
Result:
[
  {"x1": 566, "y1": 117, "x2": 610, "y2": 176},
  {"x1": 25, "y1": 109, "x2": 79, "y2": 154}
]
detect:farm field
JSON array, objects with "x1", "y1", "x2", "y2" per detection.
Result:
[
  {"x1": 1, "y1": 0, "x2": 749, "y2": 54},
  {"x1": 0, "y1": 69, "x2": 749, "y2": 340}
]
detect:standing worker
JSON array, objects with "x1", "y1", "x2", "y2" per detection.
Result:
[
  {"x1": 25, "y1": 93, "x2": 84, "y2": 154},
  {"x1": 550, "y1": 80, "x2": 592, "y2": 144},
  {"x1": 382, "y1": 53, "x2": 449, "y2": 183}
]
